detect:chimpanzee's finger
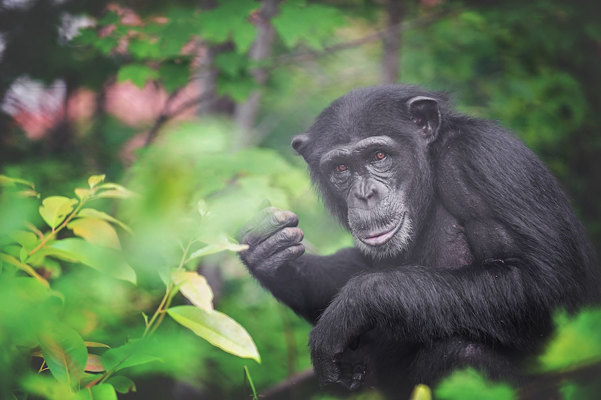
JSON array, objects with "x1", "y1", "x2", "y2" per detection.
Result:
[
  {"x1": 255, "y1": 244, "x2": 305, "y2": 273},
  {"x1": 243, "y1": 227, "x2": 304, "y2": 265},
  {"x1": 240, "y1": 207, "x2": 299, "y2": 247}
]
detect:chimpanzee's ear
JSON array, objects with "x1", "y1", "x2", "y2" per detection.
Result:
[
  {"x1": 291, "y1": 134, "x2": 310, "y2": 157},
  {"x1": 407, "y1": 96, "x2": 441, "y2": 142}
]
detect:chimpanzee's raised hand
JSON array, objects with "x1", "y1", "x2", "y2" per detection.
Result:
[{"x1": 239, "y1": 207, "x2": 305, "y2": 279}]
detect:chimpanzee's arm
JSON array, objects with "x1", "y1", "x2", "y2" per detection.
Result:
[{"x1": 239, "y1": 207, "x2": 369, "y2": 324}]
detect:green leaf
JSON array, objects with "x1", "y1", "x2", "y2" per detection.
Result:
[
  {"x1": 88, "y1": 175, "x2": 105, "y2": 188},
  {"x1": 214, "y1": 52, "x2": 248, "y2": 77},
  {"x1": 273, "y1": 0, "x2": 347, "y2": 50},
  {"x1": 39, "y1": 196, "x2": 78, "y2": 229},
  {"x1": 167, "y1": 305, "x2": 260, "y2": 363},
  {"x1": 21, "y1": 375, "x2": 76, "y2": 400},
  {"x1": 172, "y1": 271, "x2": 214, "y2": 312},
  {"x1": 97, "y1": 11, "x2": 119, "y2": 26},
  {"x1": 9, "y1": 230, "x2": 38, "y2": 250},
  {"x1": 67, "y1": 218, "x2": 121, "y2": 249},
  {"x1": 96, "y1": 183, "x2": 136, "y2": 199},
  {"x1": 50, "y1": 238, "x2": 136, "y2": 284},
  {"x1": 196, "y1": 0, "x2": 258, "y2": 53},
  {"x1": 0, "y1": 175, "x2": 35, "y2": 189},
  {"x1": 117, "y1": 64, "x2": 158, "y2": 88},
  {"x1": 101, "y1": 342, "x2": 161, "y2": 372},
  {"x1": 539, "y1": 309, "x2": 601, "y2": 371},
  {"x1": 217, "y1": 74, "x2": 257, "y2": 102},
  {"x1": 435, "y1": 368, "x2": 516, "y2": 400},
  {"x1": 39, "y1": 325, "x2": 88, "y2": 386},
  {"x1": 106, "y1": 376, "x2": 137, "y2": 394},
  {"x1": 187, "y1": 235, "x2": 248, "y2": 261},
  {"x1": 158, "y1": 62, "x2": 190, "y2": 93},
  {"x1": 77, "y1": 208, "x2": 133, "y2": 234},
  {"x1": 129, "y1": 38, "x2": 162, "y2": 59},
  {"x1": 76, "y1": 384, "x2": 118, "y2": 400}
]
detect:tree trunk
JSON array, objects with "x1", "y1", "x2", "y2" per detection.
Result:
[
  {"x1": 234, "y1": 0, "x2": 279, "y2": 148},
  {"x1": 381, "y1": 0, "x2": 404, "y2": 84}
]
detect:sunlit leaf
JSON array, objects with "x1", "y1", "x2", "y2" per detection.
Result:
[
  {"x1": 96, "y1": 183, "x2": 136, "y2": 199},
  {"x1": 172, "y1": 270, "x2": 214, "y2": 312},
  {"x1": 167, "y1": 305, "x2": 260, "y2": 363},
  {"x1": 107, "y1": 376, "x2": 137, "y2": 394},
  {"x1": 67, "y1": 218, "x2": 121, "y2": 249},
  {"x1": 39, "y1": 196, "x2": 78, "y2": 229},
  {"x1": 75, "y1": 188, "x2": 92, "y2": 200},
  {"x1": 188, "y1": 235, "x2": 248, "y2": 261},
  {"x1": 85, "y1": 342, "x2": 110, "y2": 349},
  {"x1": 50, "y1": 238, "x2": 136, "y2": 285},
  {"x1": 411, "y1": 384, "x2": 432, "y2": 400},
  {"x1": 0, "y1": 175, "x2": 35, "y2": 189},
  {"x1": 88, "y1": 175, "x2": 106, "y2": 189},
  {"x1": 39, "y1": 325, "x2": 88, "y2": 386},
  {"x1": 78, "y1": 208, "x2": 133, "y2": 234}
]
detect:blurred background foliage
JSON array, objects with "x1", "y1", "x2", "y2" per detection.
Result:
[{"x1": 0, "y1": 0, "x2": 600, "y2": 399}]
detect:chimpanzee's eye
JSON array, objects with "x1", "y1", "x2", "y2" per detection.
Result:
[
  {"x1": 374, "y1": 151, "x2": 387, "y2": 161},
  {"x1": 336, "y1": 164, "x2": 348, "y2": 172}
]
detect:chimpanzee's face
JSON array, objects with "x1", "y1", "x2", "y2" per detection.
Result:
[{"x1": 292, "y1": 87, "x2": 441, "y2": 259}]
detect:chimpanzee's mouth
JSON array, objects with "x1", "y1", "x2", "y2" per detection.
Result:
[{"x1": 358, "y1": 213, "x2": 406, "y2": 247}]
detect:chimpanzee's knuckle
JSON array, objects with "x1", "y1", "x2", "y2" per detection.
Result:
[{"x1": 284, "y1": 244, "x2": 305, "y2": 258}]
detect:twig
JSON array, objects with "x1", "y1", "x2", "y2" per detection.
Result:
[
  {"x1": 261, "y1": 369, "x2": 316, "y2": 399},
  {"x1": 519, "y1": 360, "x2": 601, "y2": 400},
  {"x1": 144, "y1": 92, "x2": 211, "y2": 146},
  {"x1": 271, "y1": 10, "x2": 451, "y2": 68}
]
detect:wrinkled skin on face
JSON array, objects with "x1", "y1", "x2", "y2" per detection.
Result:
[
  {"x1": 293, "y1": 91, "x2": 440, "y2": 261},
  {"x1": 319, "y1": 135, "x2": 414, "y2": 259}
]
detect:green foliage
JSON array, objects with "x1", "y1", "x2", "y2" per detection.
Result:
[
  {"x1": 539, "y1": 309, "x2": 601, "y2": 371},
  {"x1": 0, "y1": 167, "x2": 265, "y2": 398},
  {"x1": 117, "y1": 64, "x2": 159, "y2": 89},
  {"x1": 273, "y1": 0, "x2": 348, "y2": 50},
  {"x1": 195, "y1": 0, "x2": 258, "y2": 53},
  {"x1": 167, "y1": 306, "x2": 260, "y2": 362},
  {"x1": 435, "y1": 368, "x2": 516, "y2": 400}
]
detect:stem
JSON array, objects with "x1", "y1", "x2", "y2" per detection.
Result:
[
  {"x1": 0, "y1": 253, "x2": 49, "y2": 287},
  {"x1": 143, "y1": 241, "x2": 191, "y2": 336},
  {"x1": 27, "y1": 223, "x2": 44, "y2": 240},
  {"x1": 28, "y1": 199, "x2": 87, "y2": 256}
]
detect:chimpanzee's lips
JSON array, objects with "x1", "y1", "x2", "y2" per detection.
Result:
[{"x1": 359, "y1": 213, "x2": 406, "y2": 247}]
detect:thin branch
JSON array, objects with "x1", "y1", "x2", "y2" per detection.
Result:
[
  {"x1": 271, "y1": 10, "x2": 451, "y2": 69},
  {"x1": 261, "y1": 369, "x2": 316, "y2": 400},
  {"x1": 144, "y1": 92, "x2": 211, "y2": 147}
]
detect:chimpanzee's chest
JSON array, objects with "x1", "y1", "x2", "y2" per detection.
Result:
[{"x1": 408, "y1": 203, "x2": 474, "y2": 268}]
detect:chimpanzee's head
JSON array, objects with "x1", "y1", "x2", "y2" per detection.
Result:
[{"x1": 292, "y1": 85, "x2": 446, "y2": 259}]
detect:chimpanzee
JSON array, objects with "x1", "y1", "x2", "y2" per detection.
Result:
[{"x1": 239, "y1": 84, "x2": 600, "y2": 396}]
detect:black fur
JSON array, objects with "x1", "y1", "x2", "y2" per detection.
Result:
[{"x1": 240, "y1": 84, "x2": 600, "y2": 396}]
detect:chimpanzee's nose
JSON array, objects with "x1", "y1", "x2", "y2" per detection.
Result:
[{"x1": 349, "y1": 179, "x2": 381, "y2": 209}]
